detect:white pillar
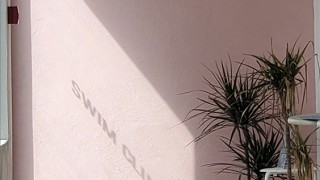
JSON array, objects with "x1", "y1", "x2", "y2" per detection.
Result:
[{"x1": 0, "y1": 0, "x2": 12, "y2": 179}]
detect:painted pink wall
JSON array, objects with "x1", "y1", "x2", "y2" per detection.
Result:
[{"x1": 11, "y1": 0, "x2": 315, "y2": 180}]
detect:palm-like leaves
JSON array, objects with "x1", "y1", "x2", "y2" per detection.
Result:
[
  {"x1": 185, "y1": 61, "x2": 280, "y2": 179},
  {"x1": 291, "y1": 126, "x2": 317, "y2": 180},
  {"x1": 248, "y1": 41, "x2": 310, "y2": 112},
  {"x1": 184, "y1": 40, "x2": 313, "y2": 180},
  {"x1": 248, "y1": 41, "x2": 313, "y2": 180},
  {"x1": 208, "y1": 128, "x2": 282, "y2": 180},
  {"x1": 187, "y1": 63, "x2": 276, "y2": 143}
]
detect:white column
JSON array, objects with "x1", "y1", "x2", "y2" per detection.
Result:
[{"x1": 0, "y1": 0, "x2": 12, "y2": 179}]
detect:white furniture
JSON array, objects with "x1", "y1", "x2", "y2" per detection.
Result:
[
  {"x1": 260, "y1": 167, "x2": 287, "y2": 180},
  {"x1": 288, "y1": 114, "x2": 320, "y2": 127},
  {"x1": 260, "y1": 114, "x2": 320, "y2": 180},
  {"x1": 261, "y1": 167, "x2": 318, "y2": 180}
]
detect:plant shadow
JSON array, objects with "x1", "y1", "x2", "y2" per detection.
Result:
[{"x1": 82, "y1": 0, "x2": 315, "y2": 179}]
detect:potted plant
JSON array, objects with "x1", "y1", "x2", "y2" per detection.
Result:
[
  {"x1": 185, "y1": 40, "x2": 316, "y2": 180},
  {"x1": 184, "y1": 61, "x2": 282, "y2": 180},
  {"x1": 248, "y1": 40, "x2": 315, "y2": 180}
]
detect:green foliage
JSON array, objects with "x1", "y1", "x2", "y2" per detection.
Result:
[
  {"x1": 185, "y1": 40, "x2": 315, "y2": 180},
  {"x1": 248, "y1": 40, "x2": 314, "y2": 180},
  {"x1": 248, "y1": 40, "x2": 310, "y2": 114},
  {"x1": 185, "y1": 62, "x2": 282, "y2": 179},
  {"x1": 291, "y1": 126, "x2": 317, "y2": 180},
  {"x1": 187, "y1": 62, "x2": 277, "y2": 143},
  {"x1": 207, "y1": 128, "x2": 282, "y2": 180}
]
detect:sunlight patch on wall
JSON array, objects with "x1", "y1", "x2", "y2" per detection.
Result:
[{"x1": 30, "y1": 1, "x2": 197, "y2": 179}]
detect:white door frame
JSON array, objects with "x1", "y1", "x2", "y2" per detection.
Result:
[
  {"x1": 0, "y1": 0, "x2": 9, "y2": 145},
  {"x1": 0, "y1": 0, "x2": 12, "y2": 179}
]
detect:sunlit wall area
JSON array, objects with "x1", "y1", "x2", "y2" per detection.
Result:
[{"x1": 12, "y1": 0, "x2": 314, "y2": 180}]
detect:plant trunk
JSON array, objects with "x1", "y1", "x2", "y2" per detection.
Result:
[
  {"x1": 285, "y1": 122, "x2": 292, "y2": 180},
  {"x1": 280, "y1": 94, "x2": 292, "y2": 180},
  {"x1": 244, "y1": 131, "x2": 250, "y2": 180},
  {"x1": 240, "y1": 128, "x2": 251, "y2": 180}
]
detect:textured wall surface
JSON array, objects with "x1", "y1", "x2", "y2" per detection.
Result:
[{"x1": 11, "y1": 0, "x2": 315, "y2": 180}]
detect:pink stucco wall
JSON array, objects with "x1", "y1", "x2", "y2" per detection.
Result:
[{"x1": 11, "y1": 0, "x2": 315, "y2": 180}]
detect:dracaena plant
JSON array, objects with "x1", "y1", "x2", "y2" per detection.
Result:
[
  {"x1": 248, "y1": 40, "x2": 315, "y2": 180},
  {"x1": 207, "y1": 127, "x2": 282, "y2": 180},
  {"x1": 184, "y1": 61, "x2": 282, "y2": 180},
  {"x1": 291, "y1": 127, "x2": 317, "y2": 180}
]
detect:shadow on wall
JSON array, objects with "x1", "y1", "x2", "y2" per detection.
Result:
[
  {"x1": 11, "y1": 0, "x2": 34, "y2": 180},
  {"x1": 71, "y1": 80, "x2": 152, "y2": 180},
  {"x1": 82, "y1": 0, "x2": 313, "y2": 180},
  {"x1": 81, "y1": 1, "x2": 229, "y2": 179}
]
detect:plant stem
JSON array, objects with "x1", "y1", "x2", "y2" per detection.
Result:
[
  {"x1": 285, "y1": 122, "x2": 292, "y2": 180},
  {"x1": 238, "y1": 128, "x2": 251, "y2": 180},
  {"x1": 281, "y1": 94, "x2": 292, "y2": 180},
  {"x1": 244, "y1": 129, "x2": 251, "y2": 180}
]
